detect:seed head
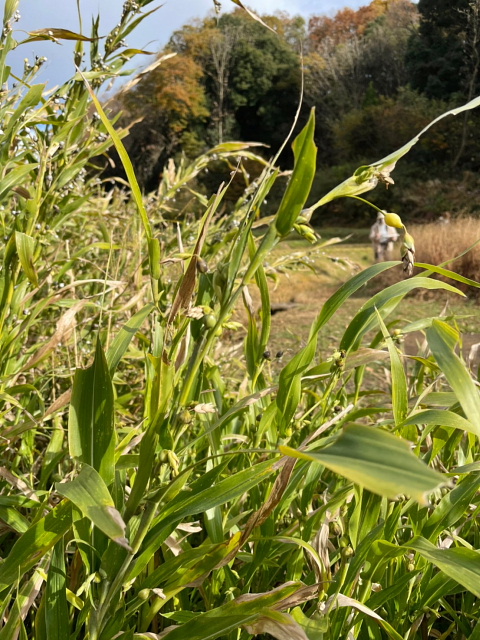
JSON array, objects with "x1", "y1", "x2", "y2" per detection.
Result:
[
  {"x1": 401, "y1": 231, "x2": 415, "y2": 277},
  {"x1": 384, "y1": 212, "x2": 404, "y2": 229}
]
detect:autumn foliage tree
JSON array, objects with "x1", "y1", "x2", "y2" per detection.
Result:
[{"x1": 112, "y1": 0, "x2": 480, "y2": 194}]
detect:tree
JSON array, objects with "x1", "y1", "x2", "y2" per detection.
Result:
[
  {"x1": 406, "y1": 0, "x2": 473, "y2": 98},
  {"x1": 304, "y1": 0, "x2": 418, "y2": 160},
  {"x1": 116, "y1": 53, "x2": 209, "y2": 188},
  {"x1": 453, "y1": 0, "x2": 480, "y2": 165},
  {"x1": 217, "y1": 12, "x2": 302, "y2": 149}
]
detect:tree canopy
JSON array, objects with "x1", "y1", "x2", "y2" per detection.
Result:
[{"x1": 112, "y1": 0, "x2": 480, "y2": 192}]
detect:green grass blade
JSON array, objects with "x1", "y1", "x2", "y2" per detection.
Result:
[
  {"x1": 312, "y1": 261, "x2": 401, "y2": 336},
  {"x1": 14, "y1": 231, "x2": 38, "y2": 287},
  {"x1": 45, "y1": 538, "x2": 69, "y2": 640},
  {"x1": 56, "y1": 465, "x2": 131, "y2": 551},
  {"x1": 130, "y1": 459, "x2": 276, "y2": 580},
  {"x1": 0, "y1": 502, "x2": 72, "y2": 592},
  {"x1": 313, "y1": 94, "x2": 480, "y2": 209},
  {"x1": 281, "y1": 425, "x2": 444, "y2": 503},
  {"x1": 274, "y1": 108, "x2": 317, "y2": 236},
  {"x1": 409, "y1": 536, "x2": 480, "y2": 598},
  {"x1": 0, "y1": 506, "x2": 29, "y2": 533},
  {"x1": 426, "y1": 319, "x2": 480, "y2": 434},
  {"x1": 0, "y1": 164, "x2": 39, "y2": 201},
  {"x1": 340, "y1": 277, "x2": 464, "y2": 352},
  {"x1": 375, "y1": 309, "x2": 408, "y2": 425},
  {"x1": 421, "y1": 474, "x2": 480, "y2": 541},
  {"x1": 400, "y1": 409, "x2": 478, "y2": 437},
  {"x1": 68, "y1": 339, "x2": 116, "y2": 486},
  {"x1": 275, "y1": 261, "x2": 400, "y2": 429},
  {"x1": 78, "y1": 70, "x2": 152, "y2": 240},
  {"x1": 159, "y1": 582, "x2": 308, "y2": 640},
  {"x1": 106, "y1": 303, "x2": 154, "y2": 374},
  {"x1": 415, "y1": 263, "x2": 480, "y2": 288}
]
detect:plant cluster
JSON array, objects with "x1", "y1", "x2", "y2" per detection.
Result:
[{"x1": 1, "y1": 2, "x2": 480, "y2": 640}]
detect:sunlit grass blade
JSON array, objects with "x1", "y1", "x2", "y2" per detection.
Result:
[
  {"x1": 77, "y1": 69, "x2": 153, "y2": 240},
  {"x1": 276, "y1": 261, "x2": 400, "y2": 429},
  {"x1": 15, "y1": 231, "x2": 38, "y2": 287},
  {"x1": 281, "y1": 425, "x2": 444, "y2": 503},
  {"x1": 375, "y1": 308, "x2": 408, "y2": 425},
  {"x1": 415, "y1": 263, "x2": 480, "y2": 288},
  {"x1": 106, "y1": 302, "x2": 154, "y2": 374},
  {"x1": 274, "y1": 108, "x2": 317, "y2": 236},
  {"x1": 56, "y1": 464, "x2": 131, "y2": 551},
  {"x1": 312, "y1": 94, "x2": 480, "y2": 209},
  {"x1": 44, "y1": 538, "x2": 69, "y2": 640},
  {"x1": 129, "y1": 459, "x2": 276, "y2": 580},
  {"x1": 400, "y1": 409, "x2": 478, "y2": 437},
  {"x1": 340, "y1": 277, "x2": 464, "y2": 352},
  {"x1": 421, "y1": 474, "x2": 480, "y2": 541},
  {"x1": 409, "y1": 536, "x2": 480, "y2": 598},
  {"x1": 0, "y1": 502, "x2": 72, "y2": 592},
  {"x1": 68, "y1": 339, "x2": 116, "y2": 486},
  {"x1": 159, "y1": 582, "x2": 314, "y2": 640},
  {"x1": 426, "y1": 319, "x2": 480, "y2": 434}
]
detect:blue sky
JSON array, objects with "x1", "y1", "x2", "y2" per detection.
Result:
[{"x1": 9, "y1": 0, "x2": 367, "y2": 90}]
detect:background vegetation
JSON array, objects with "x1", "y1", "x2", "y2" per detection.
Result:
[
  {"x1": 110, "y1": 0, "x2": 480, "y2": 225},
  {"x1": 1, "y1": 1, "x2": 480, "y2": 640}
]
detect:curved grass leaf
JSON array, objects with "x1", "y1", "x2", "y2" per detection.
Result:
[
  {"x1": 130, "y1": 459, "x2": 276, "y2": 580},
  {"x1": 56, "y1": 465, "x2": 131, "y2": 551},
  {"x1": 340, "y1": 277, "x2": 464, "y2": 352},
  {"x1": 0, "y1": 164, "x2": 39, "y2": 201},
  {"x1": 274, "y1": 109, "x2": 317, "y2": 236},
  {"x1": 276, "y1": 261, "x2": 399, "y2": 428},
  {"x1": 426, "y1": 320, "x2": 480, "y2": 433},
  {"x1": 281, "y1": 425, "x2": 444, "y2": 503},
  {"x1": 400, "y1": 409, "x2": 478, "y2": 437},
  {"x1": 421, "y1": 474, "x2": 480, "y2": 541},
  {"x1": 106, "y1": 303, "x2": 154, "y2": 374},
  {"x1": 160, "y1": 582, "x2": 311, "y2": 640},
  {"x1": 78, "y1": 70, "x2": 153, "y2": 241},
  {"x1": 312, "y1": 94, "x2": 480, "y2": 209},
  {"x1": 409, "y1": 536, "x2": 480, "y2": 598},
  {"x1": 23, "y1": 28, "x2": 94, "y2": 42},
  {"x1": 0, "y1": 501, "x2": 72, "y2": 592},
  {"x1": 375, "y1": 309, "x2": 408, "y2": 425},
  {"x1": 415, "y1": 263, "x2": 480, "y2": 289}
]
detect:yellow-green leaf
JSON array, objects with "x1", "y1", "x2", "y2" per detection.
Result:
[
  {"x1": 15, "y1": 231, "x2": 38, "y2": 287},
  {"x1": 281, "y1": 425, "x2": 444, "y2": 503}
]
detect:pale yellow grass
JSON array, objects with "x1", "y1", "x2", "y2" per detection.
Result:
[{"x1": 413, "y1": 217, "x2": 480, "y2": 288}]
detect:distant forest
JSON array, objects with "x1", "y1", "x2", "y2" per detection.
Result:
[{"x1": 110, "y1": 0, "x2": 480, "y2": 223}]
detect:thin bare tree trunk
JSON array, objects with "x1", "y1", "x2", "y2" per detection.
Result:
[{"x1": 453, "y1": 0, "x2": 480, "y2": 167}]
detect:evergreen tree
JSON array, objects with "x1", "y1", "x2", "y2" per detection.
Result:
[{"x1": 406, "y1": 0, "x2": 473, "y2": 98}]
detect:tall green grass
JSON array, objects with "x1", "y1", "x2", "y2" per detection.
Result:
[{"x1": 1, "y1": 3, "x2": 480, "y2": 639}]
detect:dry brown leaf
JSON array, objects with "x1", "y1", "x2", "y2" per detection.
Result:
[
  {"x1": 0, "y1": 467, "x2": 41, "y2": 502},
  {"x1": 244, "y1": 611, "x2": 309, "y2": 640},
  {"x1": 230, "y1": 0, "x2": 277, "y2": 33},
  {"x1": 193, "y1": 402, "x2": 216, "y2": 414},
  {"x1": 24, "y1": 300, "x2": 87, "y2": 370},
  {"x1": 236, "y1": 582, "x2": 319, "y2": 609},
  {"x1": 168, "y1": 185, "x2": 224, "y2": 324},
  {"x1": 44, "y1": 389, "x2": 72, "y2": 418}
]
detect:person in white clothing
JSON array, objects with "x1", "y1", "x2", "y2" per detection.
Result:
[{"x1": 369, "y1": 212, "x2": 399, "y2": 261}]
